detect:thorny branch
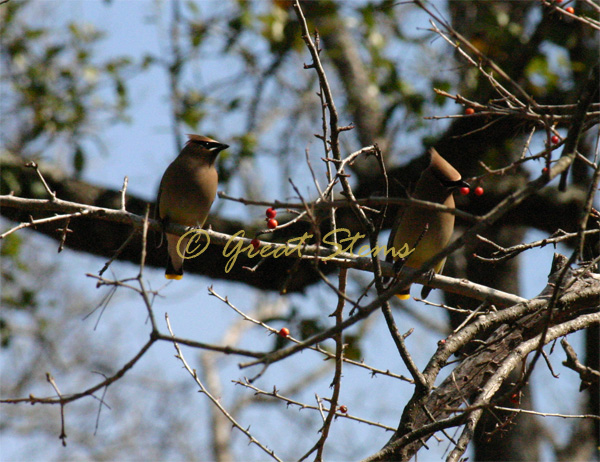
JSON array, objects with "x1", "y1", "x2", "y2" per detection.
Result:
[
  {"x1": 307, "y1": 267, "x2": 347, "y2": 461},
  {"x1": 164, "y1": 314, "x2": 283, "y2": 462},
  {"x1": 561, "y1": 338, "x2": 600, "y2": 390},
  {"x1": 234, "y1": 379, "x2": 395, "y2": 432}
]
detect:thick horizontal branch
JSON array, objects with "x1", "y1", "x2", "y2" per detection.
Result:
[
  {"x1": 0, "y1": 194, "x2": 524, "y2": 307},
  {"x1": 1, "y1": 150, "x2": 595, "y2": 293}
]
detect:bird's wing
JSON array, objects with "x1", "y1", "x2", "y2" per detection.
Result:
[
  {"x1": 155, "y1": 178, "x2": 165, "y2": 248},
  {"x1": 386, "y1": 205, "x2": 407, "y2": 264},
  {"x1": 384, "y1": 205, "x2": 409, "y2": 285}
]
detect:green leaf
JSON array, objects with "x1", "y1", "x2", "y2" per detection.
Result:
[
  {"x1": 0, "y1": 171, "x2": 21, "y2": 195},
  {"x1": 0, "y1": 318, "x2": 11, "y2": 348},
  {"x1": 343, "y1": 335, "x2": 362, "y2": 361},
  {"x1": 432, "y1": 79, "x2": 452, "y2": 106},
  {"x1": 238, "y1": 133, "x2": 257, "y2": 159},
  {"x1": 25, "y1": 28, "x2": 46, "y2": 40},
  {"x1": 180, "y1": 106, "x2": 205, "y2": 129},
  {"x1": 73, "y1": 145, "x2": 85, "y2": 175},
  {"x1": 0, "y1": 234, "x2": 22, "y2": 258},
  {"x1": 189, "y1": 23, "x2": 207, "y2": 48},
  {"x1": 141, "y1": 54, "x2": 155, "y2": 69},
  {"x1": 299, "y1": 319, "x2": 322, "y2": 340}
]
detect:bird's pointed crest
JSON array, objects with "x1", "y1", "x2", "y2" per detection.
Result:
[
  {"x1": 428, "y1": 148, "x2": 462, "y2": 182},
  {"x1": 186, "y1": 134, "x2": 217, "y2": 144}
]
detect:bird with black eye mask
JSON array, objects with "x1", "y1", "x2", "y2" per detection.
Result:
[
  {"x1": 157, "y1": 134, "x2": 229, "y2": 280},
  {"x1": 387, "y1": 148, "x2": 470, "y2": 299}
]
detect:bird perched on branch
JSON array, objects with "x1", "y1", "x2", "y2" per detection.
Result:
[
  {"x1": 388, "y1": 148, "x2": 469, "y2": 299},
  {"x1": 157, "y1": 134, "x2": 229, "y2": 280}
]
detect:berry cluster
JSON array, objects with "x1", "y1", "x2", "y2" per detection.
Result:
[
  {"x1": 551, "y1": 1, "x2": 575, "y2": 14},
  {"x1": 250, "y1": 207, "x2": 279, "y2": 250},
  {"x1": 459, "y1": 186, "x2": 484, "y2": 196},
  {"x1": 266, "y1": 207, "x2": 278, "y2": 229}
]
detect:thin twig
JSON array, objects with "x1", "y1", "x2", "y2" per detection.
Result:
[
  {"x1": 1, "y1": 338, "x2": 155, "y2": 406},
  {"x1": 217, "y1": 192, "x2": 477, "y2": 221},
  {"x1": 25, "y1": 161, "x2": 56, "y2": 199},
  {"x1": 492, "y1": 406, "x2": 600, "y2": 420},
  {"x1": 233, "y1": 379, "x2": 395, "y2": 432},
  {"x1": 0, "y1": 210, "x2": 90, "y2": 240},
  {"x1": 46, "y1": 373, "x2": 67, "y2": 446},
  {"x1": 311, "y1": 268, "x2": 347, "y2": 461},
  {"x1": 120, "y1": 176, "x2": 128, "y2": 211},
  {"x1": 98, "y1": 230, "x2": 137, "y2": 276},
  {"x1": 165, "y1": 314, "x2": 283, "y2": 462}
]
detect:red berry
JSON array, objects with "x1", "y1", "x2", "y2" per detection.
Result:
[
  {"x1": 459, "y1": 186, "x2": 470, "y2": 196},
  {"x1": 542, "y1": 167, "x2": 549, "y2": 174},
  {"x1": 510, "y1": 393, "x2": 519, "y2": 404},
  {"x1": 279, "y1": 327, "x2": 290, "y2": 337},
  {"x1": 556, "y1": 0, "x2": 563, "y2": 3},
  {"x1": 565, "y1": 6, "x2": 574, "y2": 13},
  {"x1": 474, "y1": 186, "x2": 484, "y2": 196},
  {"x1": 551, "y1": 135, "x2": 559, "y2": 144},
  {"x1": 465, "y1": 107, "x2": 475, "y2": 115},
  {"x1": 339, "y1": 405, "x2": 348, "y2": 414},
  {"x1": 266, "y1": 207, "x2": 277, "y2": 219},
  {"x1": 267, "y1": 218, "x2": 278, "y2": 229},
  {"x1": 250, "y1": 238, "x2": 260, "y2": 250}
]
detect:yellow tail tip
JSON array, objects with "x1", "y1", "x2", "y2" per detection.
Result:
[
  {"x1": 166, "y1": 274, "x2": 183, "y2": 280},
  {"x1": 395, "y1": 294, "x2": 410, "y2": 300}
]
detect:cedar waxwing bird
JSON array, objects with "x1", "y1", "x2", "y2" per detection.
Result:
[
  {"x1": 157, "y1": 134, "x2": 229, "y2": 280},
  {"x1": 387, "y1": 148, "x2": 469, "y2": 300}
]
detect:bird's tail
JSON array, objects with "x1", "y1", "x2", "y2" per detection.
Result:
[
  {"x1": 395, "y1": 287, "x2": 411, "y2": 300},
  {"x1": 389, "y1": 255, "x2": 411, "y2": 300},
  {"x1": 165, "y1": 234, "x2": 186, "y2": 280},
  {"x1": 165, "y1": 257, "x2": 183, "y2": 280}
]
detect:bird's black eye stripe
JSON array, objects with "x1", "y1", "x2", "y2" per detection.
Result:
[{"x1": 197, "y1": 141, "x2": 219, "y2": 149}]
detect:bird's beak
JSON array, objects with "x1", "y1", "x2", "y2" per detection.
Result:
[{"x1": 217, "y1": 143, "x2": 229, "y2": 152}]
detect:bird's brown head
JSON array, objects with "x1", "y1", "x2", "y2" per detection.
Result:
[
  {"x1": 427, "y1": 148, "x2": 470, "y2": 191},
  {"x1": 185, "y1": 134, "x2": 229, "y2": 163}
]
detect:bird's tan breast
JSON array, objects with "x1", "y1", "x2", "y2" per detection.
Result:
[
  {"x1": 392, "y1": 201, "x2": 455, "y2": 270},
  {"x1": 159, "y1": 160, "x2": 218, "y2": 227}
]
